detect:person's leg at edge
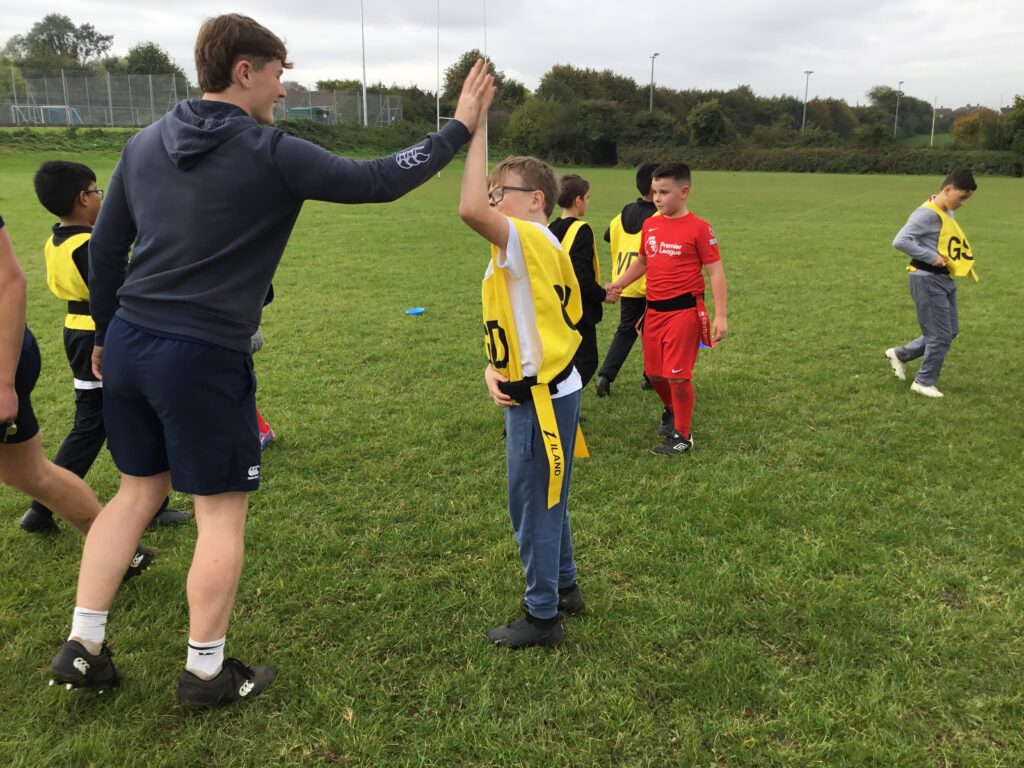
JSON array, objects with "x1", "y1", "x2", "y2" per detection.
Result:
[
  {"x1": 185, "y1": 491, "x2": 248, "y2": 678},
  {"x1": 0, "y1": 434, "x2": 99, "y2": 534}
]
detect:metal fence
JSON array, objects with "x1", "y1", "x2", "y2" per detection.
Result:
[
  {"x1": 273, "y1": 84, "x2": 403, "y2": 126},
  {"x1": 1, "y1": 68, "x2": 402, "y2": 128}
]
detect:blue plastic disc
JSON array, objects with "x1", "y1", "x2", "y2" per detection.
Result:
[{"x1": 405, "y1": 307, "x2": 425, "y2": 316}]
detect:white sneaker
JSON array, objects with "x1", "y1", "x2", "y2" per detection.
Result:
[
  {"x1": 910, "y1": 381, "x2": 943, "y2": 398},
  {"x1": 884, "y1": 348, "x2": 906, "y2": 381}
]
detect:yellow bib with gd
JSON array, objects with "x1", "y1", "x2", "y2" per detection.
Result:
[
  {"x1": 482, "y1": 218, "x2": 582, "y2": 508},
  {"x1": 921, "y1": 200, "x2": 978, "y2": 282},
  {"x1": 608, "y1": 213, "x2": 647, "y2": 299},
  {"x1": 44, "y1": 232, "x2": 95, "y2": 331}
]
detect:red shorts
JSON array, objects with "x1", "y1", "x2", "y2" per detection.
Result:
[{"x1": 642, "y1": 307, "x2": 700, "y2": 379}]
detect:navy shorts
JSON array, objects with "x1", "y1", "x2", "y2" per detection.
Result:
[
  {"x1": 3, "y1": 327, "x2": 41, "y2": 444},
  {"x1": 102, "y1": 316, "x2": 260, "y2": 494}
]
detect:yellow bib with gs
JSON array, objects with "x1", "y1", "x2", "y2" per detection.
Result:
[
  {"x1": 482, "y1": 219, "x2": 582, "y2": 508},
  {"x1": 913, "y1": 200, "x2": 978, "y2": 282},
  {"x1": 608, "y1": 213, "x2": 647, "y2": 299},
  {"x1": 44, "y1": 232, "x2": 95, "y2": 330}
]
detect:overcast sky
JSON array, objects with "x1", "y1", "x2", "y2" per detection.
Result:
[{"x1": 5, "y1": 1, "x2": 1022, "y2": 109}]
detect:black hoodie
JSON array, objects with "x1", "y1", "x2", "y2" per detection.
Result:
[{"x1": 90, "y1": 99, "x2": 469, "y2": 351}]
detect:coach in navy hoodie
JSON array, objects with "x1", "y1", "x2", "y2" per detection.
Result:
[{"x1": 48, "y1": 13, "x2": 495, "y2": 708}]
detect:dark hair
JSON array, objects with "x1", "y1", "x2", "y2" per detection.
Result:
[
  {"x1": 195, "y1": 14, "x2": 293, "y2": 93},
  {"x1": 652, "y1": 162, "x2": 692, "y2": 187},
  {"x1": 942, "y1": 167, "x2": 977, "y2": 192},
  {"x1": 490, "y1": 156, "x2": 558, "y2": 217},
  {"x1": 636, "y1": 163, "x2": 659, "y2": 195},
  {"x1": 557, "y1": 174, "x2": 590, "y2": 209},
  {"x1": 34, "y1": 161, "x2": 96, "y2": 218}
]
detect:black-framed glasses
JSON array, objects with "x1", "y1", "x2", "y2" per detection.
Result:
[
  {"x1": 85, "y1": 188, "x2": 104, "y2": 199},
  {"x1": 488, "y1": 185, "x2": 535, "y2": 205}
]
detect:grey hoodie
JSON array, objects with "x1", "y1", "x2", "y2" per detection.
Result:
[{"x1": 90, "y1": 99, "x2": 469, "y2": 351}]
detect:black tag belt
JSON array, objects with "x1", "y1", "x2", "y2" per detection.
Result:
[
  {"x1": 498, "y1": 361, "x2": 575, "y2": 403},
  {"x1": 910, "y1": 259, "x2": 949, "y2": 275},
  {"x1": 647, "y1": 293, "x2": 700, "y2": 312},
  {"x1": 67, "y1": 300, "x2": 90, "y2": 315}
]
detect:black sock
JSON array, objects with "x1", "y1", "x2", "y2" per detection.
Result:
[{"x1": 525, "y1": 612, "x2": 561, "y2": 628}]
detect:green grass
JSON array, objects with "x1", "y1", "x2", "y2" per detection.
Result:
[
  {"x1": 1, "y1": 150, "x2": 1024, "y2": 767},
  {"x1": 904, "y1": 133, "x2": 955, "y2": 148}
]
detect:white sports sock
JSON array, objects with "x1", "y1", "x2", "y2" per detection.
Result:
[
  {"x1": 186, "y1": 637, "x2": 226, "y2": 680},
  {"x1": 69, "y1": 607, "x2": 108, "y2": 654}
]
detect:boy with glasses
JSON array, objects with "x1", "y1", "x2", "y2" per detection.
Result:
[{"x1": 22, "y1": 161, "x2": 189, "y2": 534}]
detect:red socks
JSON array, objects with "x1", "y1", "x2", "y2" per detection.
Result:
[
  {"x1": 669, "y1": 380, "x2": 694, "y2": 438},
  {"x1": 255, "y1": 406, "x2": 270, "y2": 435},
  {"x1": 651, "y1": 379, "x2": 673, "y2": 409}
]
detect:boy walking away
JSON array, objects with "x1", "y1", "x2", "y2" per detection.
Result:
[
  {"x1": 606, "y1": 163, "x2": 727, "y2": 455},
  {"x1": 0, "y1": 214, "x2": 152, "y2": 592},
  {"x1": 459, "y1": 102, "x2": 587, "y2": 649},
  {"x1": 594, "y1": 163, "x2": 659, "y2": 397},
  {"x1": 21, "y1": 162, "x2": 190, "y2": 534},
  {"x1": 885, "y1": 168, "x2": 978, "y2": 399},
  {"x1": 47, "y1": 14, "x2": 493, "y2": 707},
  {"x1": 548, "y1": 174, "x2": 606, "y2": 388}
]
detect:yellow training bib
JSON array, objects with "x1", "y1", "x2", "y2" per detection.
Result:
[
  {"x1": 921, "y1": 199, "x2": 978, "y2": 282},
  {"x1": 608, "y1": 213, "x2": 647, "y2": 298}
]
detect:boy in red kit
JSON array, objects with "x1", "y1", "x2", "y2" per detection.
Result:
[{"x1": 605, "y1": 163, "x2": 727, "y2": 454}]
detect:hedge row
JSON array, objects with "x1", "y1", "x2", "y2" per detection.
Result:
[
  {"x1": 619, "y1": 145, "x2": 1024, "y2": 177},
  {"x1": 0, "y1": 127, "x2": 139, "y2": 152}
]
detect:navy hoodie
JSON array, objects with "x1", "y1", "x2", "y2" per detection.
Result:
[{"x1": 90, "y1": 100, "x2": 469, "y2": 351}]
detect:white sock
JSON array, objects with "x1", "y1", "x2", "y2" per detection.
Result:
[
  {"x1": 186, "y1": 637, "x2": 226, "y2": 680},
  {"x1": 69, "y1": 607, "x2": 108, "y2": 654}
]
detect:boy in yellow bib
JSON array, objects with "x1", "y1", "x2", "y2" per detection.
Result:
[
  {"x1": 885, "y1": 168, "x2": 978, "y2": 398},
  {"x1": 460, "y1": 101, "x2": 587, "y2": 649}
]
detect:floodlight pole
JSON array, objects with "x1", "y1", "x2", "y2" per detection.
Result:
[
  {"x1": 360, "y1": 0, "x2": 369, "y2": 127},
  {"x1": 648, "y1": 53, "x2": 659, "y2": 111},
  {"x1": 893, "y1": 80, "x2": 904, "y2": 138},
  {"x1": 436, "y1": 0, "x2": 441, "y2": 178},
  {"x1": 483, "y1": 0, "x2": 489, "y2": 170},
  {"x1": 801, "y1": 70, "x2": 813, "y2": 132},
  {"x1": 930, "y1": 97, "x2": 937, "y2": 148}
]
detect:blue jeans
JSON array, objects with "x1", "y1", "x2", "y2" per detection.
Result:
[{"x1": 505, "y1": 389, "x2": 581, "y2": 620}]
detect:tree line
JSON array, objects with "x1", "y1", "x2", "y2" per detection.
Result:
[{"x1": 4, "y1": 16, "x2": 1022, "y2": 164}]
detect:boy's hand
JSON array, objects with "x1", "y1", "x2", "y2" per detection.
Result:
[
  {"x1": 453, "y1": 59, "x2": 496, "y2": 135},
  {"x1": 91, "y1": 345, "x2": 103, "y2": 380},
  {"x1": 604, "y1": 283, "x2": 622, "y2": 303},
  {"x1": 932, "y1": 253, "x2": 947, "y2": 267},
  {"x1": 484, "y1": 365, "x2": 516, "y2": 408},
  {"x1": 712, "y1": 317, "x2": 728, "y2": 343}
]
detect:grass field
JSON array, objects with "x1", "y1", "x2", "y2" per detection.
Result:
[
  {"x1": 904, "y1": 133, "x2": 955, "y2": 148},
  {"x1": 1, "y1": 148, "x2": 1023, "y2": 767}
]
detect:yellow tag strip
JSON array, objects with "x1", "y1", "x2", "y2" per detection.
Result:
[
  {"x1": 531, "y1": 384, "x2": 566, "y2": 509},
  {"x1": 574, "y1": 423, "x2": 589, "y2": 458}
]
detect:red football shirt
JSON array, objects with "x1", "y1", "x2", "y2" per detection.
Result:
[{"x1": 640, "y1": 212, "x2": 721, "y2": 301}]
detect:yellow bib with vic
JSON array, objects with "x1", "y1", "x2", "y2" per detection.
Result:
[
  {"x1": 44, "y1": 233, "x2": 95, "y2": 330},
  {"x1": 608, "y1": 213, "x2": 647, "y2": 298},
  {"x1": 482, "y1": 219, "x2": 582, "y2": 508},
  {"x1": 915, "y1": 200, "x2": 978, "y2": 282}
]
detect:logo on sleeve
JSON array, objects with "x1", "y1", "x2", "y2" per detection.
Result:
[
  {"x1": 708, "y1": 226, "x2": 718, "y2": 246},
  {"x1": 396, "y1": 145, "x2": 430, "y2": 169}
]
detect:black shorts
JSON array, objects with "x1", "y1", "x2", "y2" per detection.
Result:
[
  {"x1": 102, "y1": 316, "x2": 260, "y2": 494},
  {"x1": 4, "y1": 327, "x2": 41, "y2": 444}
]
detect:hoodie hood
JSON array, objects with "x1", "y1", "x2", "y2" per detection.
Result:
[
  {"x1": 621, "y1": 199, "x2": 658, "y2": 235},
  {"x1": 160, "y1": 99, "x2": 257, "y2": 170}
]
